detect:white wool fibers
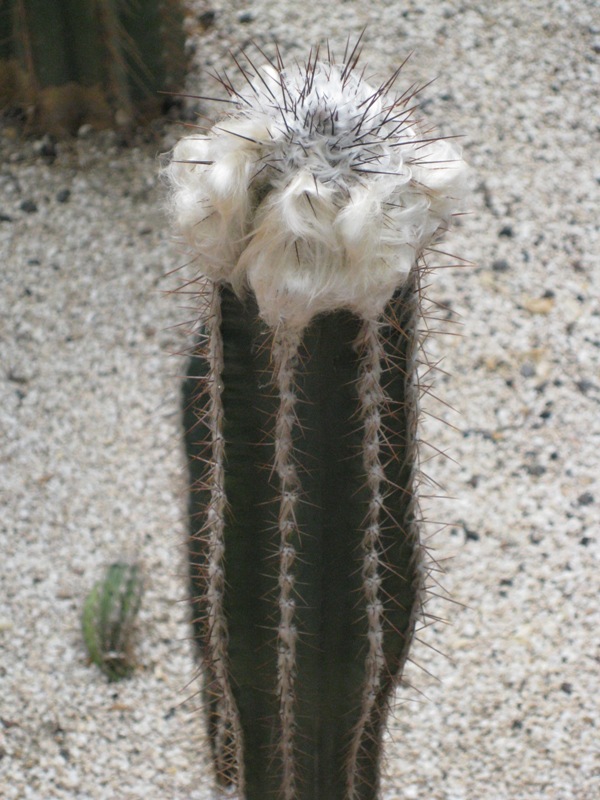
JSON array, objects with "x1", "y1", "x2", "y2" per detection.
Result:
[{"x1": 166, "y1": 57, "x2": 467, "y2": 329}]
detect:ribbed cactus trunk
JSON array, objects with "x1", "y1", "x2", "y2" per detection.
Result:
[
  {"x1": 183, "y1": 275, "x2": 422, "y2": 800},
  {"x1": 0, "y1": 0, "x2": 185, "y2": 133}
]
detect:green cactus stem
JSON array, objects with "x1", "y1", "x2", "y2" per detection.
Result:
[
  {"x1": 183, "y1": 275, "x2": 422, "y2": 800},
  {"x1": 0, "y1": 0, "x2": 186, "y2": 133},
  {"x1": 82, "y1": 560, "x2": 144, "y2": 682}
]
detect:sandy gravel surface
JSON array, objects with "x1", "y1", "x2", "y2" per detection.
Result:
[{"x1": 1, "y1": 1, "x2": 598, "y2": 798}]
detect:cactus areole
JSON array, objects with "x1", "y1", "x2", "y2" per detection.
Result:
[{"x1": 167, "y1": 40, "x2": 466, "y2": 800}]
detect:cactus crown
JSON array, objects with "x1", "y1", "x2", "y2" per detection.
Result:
[{"x1": 167, "y1": 41, "x2": 466, "y2": 329}]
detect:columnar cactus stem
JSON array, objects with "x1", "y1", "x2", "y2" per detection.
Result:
[{"x1": 171, "y1": 40, "x2": 466, "y2": 800}]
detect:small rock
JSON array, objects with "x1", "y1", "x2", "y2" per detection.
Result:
[
  {"x1": 20, "y1": 199, "x2": 38, "y2": 214},
  {"x1": 523, "y1": 296, "x2": 554, "y2": 315},
  {"x1": 8, "y1": 367, "x2": 31, "y2": 384},
  {"x1": 499, "y1": 225, "x2": 513, "y2": 237},
  {"x1": 579, "y1": 536, "x2": 592, "y2": 547},
  {"x1": 520, "y1": 362, "x2": 536, "y2": 378},
  {"x1": 56, "y1": 189, "x2": 71, "y2": 203},
  {"x1": 575, "y1": 379, "x2": 596, "y2": 394},
  {"x1": 115, "y1": 109, "x2": 133, "y2": 128},
  {"x1": 524, "y1": 463, "x2": 546, "y2": 477},
  {"x1": 78, "y1": 123, "x2": 94, "y2": 139},
  {"x1": 198, "y1": 10, "x2": 216, "y2": 27},
  {"x1": 0, "y1": 213, "x2": 12, "y2": 223},
  {"x1": 237, "y1": 10, "x2": 254, "y2": 23},
  {"x1": 33, "y1": 135, "x2": 57, "y2": 162},
  {"x1": 560, "y1": 682, "x2": 573, "y2": 694},
  {"x1": 492, "y1": 258, "x2": 510, "y2": 272},
  {"x1": 577, "y1": 492, "x2": 594, "y2": 506}
]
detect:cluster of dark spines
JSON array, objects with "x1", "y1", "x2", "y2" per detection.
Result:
[{"x1": 180, "y1": 33, "x2": 458, "y2": 201}]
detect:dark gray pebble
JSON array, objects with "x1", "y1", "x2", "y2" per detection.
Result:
[
  {"x1": 492, "y1": 259, "x2": 510, "y2": 272},
  {"x1": 577, "y1": 492, "x2": 594, "y2": 506}
]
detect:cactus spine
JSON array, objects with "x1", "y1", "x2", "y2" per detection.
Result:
[{"x1": 173, "y1": 41, "x2": 466, "y2": 800}]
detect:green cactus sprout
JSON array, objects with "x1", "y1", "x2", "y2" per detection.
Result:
[
  {"x1": 171, "y1": 40, "x2": 467, "y2": 800},
  {"x1": 82, "y1": 560, "x2": 144, "y2": 682},
  {"x1": 0, "y1": 0, "x2": 186, "y2": 133}
]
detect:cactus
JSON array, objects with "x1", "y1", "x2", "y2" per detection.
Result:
[
  {"x1": 82, "y1": 560, "x2": 144, "y2": 681},
  {"x1": 172, "y1": 40, "x2": 466, "y2": 800},
  {"x1": 0, "y1": 0, "x2": 186, "y2": 133}
]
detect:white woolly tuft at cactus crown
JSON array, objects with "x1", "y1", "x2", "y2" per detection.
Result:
[{"x1": 167, "y1": 48, "x2": 467, "y2": 329}]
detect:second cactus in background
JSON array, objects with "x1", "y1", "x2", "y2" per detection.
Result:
[{"x1": 0, "y1": 0, "x2": 186, "y2": 133}]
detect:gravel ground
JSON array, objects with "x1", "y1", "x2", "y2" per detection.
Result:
[{"x1": 1, "y1": 1, "x2": 598, "y2": 799}]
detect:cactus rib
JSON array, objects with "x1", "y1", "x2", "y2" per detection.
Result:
[
  {"x1": 273, "y1": 326, "x2": 303, "y2": 800},
  {"x1": 346, "y1": 316, "x2": 387, "y2": 799}
]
